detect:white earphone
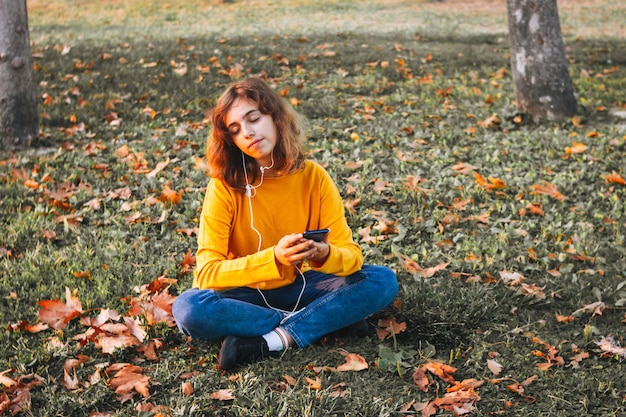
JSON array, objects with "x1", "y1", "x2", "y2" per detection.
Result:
[{"x1": 241, "y1": 151, "x2": 307, "y2": 320}]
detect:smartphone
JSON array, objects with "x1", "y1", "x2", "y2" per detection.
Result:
[{"x1": 303, "y1": 228, "x2": 330, "y2": 242}]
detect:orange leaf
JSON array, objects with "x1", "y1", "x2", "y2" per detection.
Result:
[
  {"x1": 160, "y1": 182, "x2": 184, "y2": 204},
  {"x1": 452, "y1": 162, "x2": 476, "y2": 175},
  {"x1": 107, "y1": 364, "x2": 150, "y2": 400},
  {"x1": 419, "y1": 262, "x2": 449, "y2": 278},
  {"x1": 38, "y1": 287, "x2": 83, "y2": 329},
  {"x1": 424, "y1": 360, "x2": 457, "y2": 384},
  {"x1": 602, "y1": 171, "x2": 626, "y2": 185},
  {"x1": 0, "y1": 369, "x2": 17, "y2": 388},
  {"x1": 529, "y1": 181, "x2": 566, "y2": 201},
  {"x1": 182, "y1": 381, "x2": 194, "y2": 396},
  {"x1": 305, "y1": 376, "x2": 322, "y2": 390},
  {"x1": 555, "y1": 314, "x2": 575, "y2": 323},
  {"x1": 335, "y1": 352, "x2": 368, "y2": 372},
  {"x1": 376, "y1": 317, "x2": 406, "y2": 340},
  {"x1": 564, "y1": 142, "x2": 587, "y2": 156},
  {"x1": 396, "y1": 252, "x2": 421, "y2": 275},
  {"x1": 473, "y1": 172, "x2": 506, "y2": 191}
]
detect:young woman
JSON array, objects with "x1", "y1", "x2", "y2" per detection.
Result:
[{"x1": 172, "y1": 77, "x2": 398, "y2": 370}]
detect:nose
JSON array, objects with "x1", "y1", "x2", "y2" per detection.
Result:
[{"x1": 241, "y1": 123, "x2": 255, "y2": 139}]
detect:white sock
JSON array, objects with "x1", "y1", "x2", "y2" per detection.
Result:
[{"x1": 262, "y1": 328, "x2": 288, "y2": 352}]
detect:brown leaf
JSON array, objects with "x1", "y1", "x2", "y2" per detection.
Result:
[
  {"x1": 38, "y1": 287, "x2": 83, "y2": 329},
  {"x1": 305, "y1": 376, "x2": 322, "y2": 390},
  {"x1": 602, "y1": 171, "x2": 626, "y2": 185},
  {"x1": 0, "y1": 369, "x2": 17, "y2": 388},
  {"x1": 451, "y1": 162, "x2": 476, "y2": 175},
  {"x1": 376, "y1": 317, "x2": 407, "y2": 340},
  {"x1": 335, "y1": 352, "x2": 368, "y2": 372},
  {"x1": 107, "y1": 364, "x2": 150, "y2": 401},
  {"x1": 529, "y1": 181, "x2": 566, "y2": 201},
  {"x1": 412, "y1": 366, "x2": 431, "y2": 392},
  {"x1": 182, "y1": 381, "x2": 194, "y2": 396},
  {"x1": 419, "y1": 262, "x2": 449, "y2": 278},
  {"x1": 487, "y1": 359, "x2": 503, "y2": 376},
  {"x1": 571, "y1": 301, "x2": 605, "y2": 318},
  {"x1": 396, "y1": 252, "x2": 421, "y2": 275}
]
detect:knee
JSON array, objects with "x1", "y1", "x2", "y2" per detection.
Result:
[
  {"x1": 172, "y1": 288, "x2": 216, "y2": 332},
  {"x1": 171, "y1": 290, "x2": 193, "y2": 331},
  {"x1": 363, "y1": 265, "x2": 399, "y2": 304}
]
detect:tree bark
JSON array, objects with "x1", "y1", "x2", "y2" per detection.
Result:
[
  {"x1": 507, "y1": 0, "x2": 577, "y2": 122},
  {"x1": 0, "y1": 0, "x2": 38, "y2": 150}
]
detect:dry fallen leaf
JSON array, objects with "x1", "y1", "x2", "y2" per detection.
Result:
[
  {"x1": 305, "y1": 376, "x2": 322, "y2": 390},
  {"x1": 376, "y1": 317, "x2": 407, "y2": 340},
  {"x1": 487, "y1": 359, "x2": 503, "y2": 376},
  {"x1": 181, "y1": 381, "x2": 194, "y2": 396},
  {"x1": 210, "y1": 389, "x2": 235, "y2": 401},
  {"x1": 107, "y1": 364, "x2": 150, "y2": 402},
  {"x1": 335, "y1": 352, "x2": 368, "y2": 372},
  {"x1": 38, "y1": 287, "x2": 83, "y2": 329}
]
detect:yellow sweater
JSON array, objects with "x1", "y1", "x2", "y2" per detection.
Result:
[{"x1": 193, "y1": 160, "x2": 364, "y2": 291}]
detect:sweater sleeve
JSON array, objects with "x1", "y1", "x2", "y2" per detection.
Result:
[
  {"x1": 193, "y1": 180, "x2": 286, "y2": 291},
  {"x1": 308, "y1": 165, "x2": 363, "y2": 276}
]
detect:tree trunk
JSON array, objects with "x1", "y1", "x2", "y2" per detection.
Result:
[
  {"x1": 0, "y1": 0, "x2": 38, "y2": 150},
  {"x1": 507, "y1": 0, "x2": 577, "y2": 122}
]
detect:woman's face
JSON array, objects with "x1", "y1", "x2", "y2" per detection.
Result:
[{"x1": 225, "y1": 97, "x2": 278, "y2": 168}]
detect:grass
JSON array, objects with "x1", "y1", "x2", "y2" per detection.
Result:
[{"x1": 1, "y1": 0, "x2": 626, "y2": 415}]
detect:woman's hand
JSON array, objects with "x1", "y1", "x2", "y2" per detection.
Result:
[{"x1": 274, "y1": 233, "x2": 318, "y2": 266}]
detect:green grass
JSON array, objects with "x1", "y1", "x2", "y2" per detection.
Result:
[{"x1": 1, "y1": 1, "x2": 626, "y2": 416}]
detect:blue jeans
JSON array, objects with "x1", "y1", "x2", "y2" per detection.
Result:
[{"x1": 172, "y1": 264, "x2": 398, "y2": 348}]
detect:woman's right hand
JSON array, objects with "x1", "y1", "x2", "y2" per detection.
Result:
[{"x1": 274, "y1": 233, "x2": 317, "y2": 266}]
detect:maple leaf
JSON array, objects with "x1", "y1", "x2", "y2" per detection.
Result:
[
  {"x1": 305, "y1": 376, "x2": 322, "y2": 390},
  {"x1": 357, "y1": 226, "x2": 387, "y2": 244},
  {"x1": 602, "y1": 171, "x2": 626, "y2": 185},
  {"x1": 146, "y1": 157, "x2": 170, "y2": 178},
  {"x1": 335, "y1": 352, "x2": 368, "y2": 372},
  {"x1": 127, "y1": 288, "x2": 177, "y2": 327},
  {"x1": 473, "y1": 172, "x2": 507, "y2": 191},
  {"x1": 107, "y1": 364, "x2": 150, "y2": 402},
  {"x1": 529, "y1": 181, "x2": 566, "y2": 201},
  {"x1": 38, "y1": 287, "x2": 83, "y2": 329},
  {"x1": 179, "y1": 249, "x2": 196, "y2": 275},
  {"x1": 420, "y1": 263, "x2": 449, "y2": 278},
  {"x1": 376, "y1": 317, "x2": 407, "y2": 340},
  {"x1": 96, "y1": 335, "x2": 141, "y2": 355},
  {"x1": 424, "y1": 360, "x2": 457, "y2": 384},
  {"x1": 477, "y1": 113, "x2": 500, "y2": 128},
  {"x1": 160, "y1": 181, "x2": 184, "y2": 204}
]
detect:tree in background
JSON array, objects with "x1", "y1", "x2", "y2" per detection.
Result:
[
  {"x1": 0, "y1": 0, "x2": 38, "y2": 150},
  {"x1": 507, "y1": 0, "x2": 577, "y2": 122}
]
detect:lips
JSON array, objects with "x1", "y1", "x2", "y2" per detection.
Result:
[{"x1": 248, "y1": 139, "x2": 263, "y2": 149}]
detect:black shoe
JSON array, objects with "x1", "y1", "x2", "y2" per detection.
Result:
[
  {"x1": 218, "y1": 336, "x2": 270, "y2": 370},
  {"x1": 328, "y1": 319, "x2": 370, "y2": 339}
]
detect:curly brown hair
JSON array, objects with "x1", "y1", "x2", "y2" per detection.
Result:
[{"x1": 207, "y1": 77, "x2": 306, "y2": 190}]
